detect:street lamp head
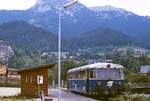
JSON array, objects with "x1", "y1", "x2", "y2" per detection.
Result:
[
  {"x1": 64, "y1": 0, "x2": 79, "y2": 9},
  {"x1": 41, "y1": 52, "x2": 48, "y2": 56}
]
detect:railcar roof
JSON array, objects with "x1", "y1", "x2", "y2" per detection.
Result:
[{"x1": 67, "y1": 63, "x2": 123, "y2": 73}]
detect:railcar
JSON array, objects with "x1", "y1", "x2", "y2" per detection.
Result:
[{"x1": 67, "y1": 63, "x2": 125, "y2": 95}]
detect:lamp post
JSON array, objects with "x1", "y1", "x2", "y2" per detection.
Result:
[
  {"x1": 40, "y1": 52, "x2": 48, "y2": 65},
  {"x1": 58, "y1": 0, "x2": 79, "y2": 101}
]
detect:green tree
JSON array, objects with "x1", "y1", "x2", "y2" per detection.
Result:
[
  {"x1": 139, "y1": 54, "x2": 149, "y2": 65},
  {"x1": 61, "y1": 60, "x2": 78, "y2": 81}
]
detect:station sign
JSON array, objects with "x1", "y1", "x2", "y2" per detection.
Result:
[{"x1": 37, "y1": 75, "x2": 43, "y2": 84}]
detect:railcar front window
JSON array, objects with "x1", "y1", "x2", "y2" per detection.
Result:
[{"x1": 96, "y1": 69, "x2": 122, "y2": 80}]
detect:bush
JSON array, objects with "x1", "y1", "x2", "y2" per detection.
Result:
[
  {"x1": 109, "y1": 95, "x2": 150, "y2": 101},
  {"x1": 0, "y1": 81, "x2": 20, "y2": 87}
]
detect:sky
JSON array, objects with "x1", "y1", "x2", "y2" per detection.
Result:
[
  {"x1": 80, "y1": 0, "x2": 150, "y2": 16},
  {"x1": 0, "y1": 0, "x2": 150, "y2": 16},
  {"x1": 0, "y1": 0, "x2": 36, "y2": 10}
]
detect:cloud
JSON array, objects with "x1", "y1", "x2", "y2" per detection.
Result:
[{"x1": 80, "y1": 0, "x2": 150, "y2": 16}]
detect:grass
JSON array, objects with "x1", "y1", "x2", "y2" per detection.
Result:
[
  {"x1": 109, "y1": 95, "x2": 150, "y2": 101},
  {"x1": 0, "y1": 94, "x2": 38, "y2": 101}
]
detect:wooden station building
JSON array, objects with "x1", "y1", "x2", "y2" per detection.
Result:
[
  {"x1": 0, "y1": 64, "x2": 7, "y2": 76},
  {"x1": 19, "y1": 64, "x2": 55, "y2": 97}
]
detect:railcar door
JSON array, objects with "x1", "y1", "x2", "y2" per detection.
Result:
[{"x1": 86, "y1": 69, "x2": 89, "y2": 94}]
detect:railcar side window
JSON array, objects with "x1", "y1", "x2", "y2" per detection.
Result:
[
  {"x1": 71, "y1": 72, "x2": 73, "y2": 79},
  {"x1": 72, "y1": 72, "x2": 75, "y2": 79},
  {"x1": 79, "y1": 71, "x2": 82, "y2": 79},
  {"x1": 90, "y1": 69, "x2": 96, "y2": 78},
  {"x1": 75, "y1": 72, "x2": 78, "y2": 79},
  {"x1": 83, "y1": 70, "x2": 86, "y2": 78},
  {"x1": 68, "y1": 72, "x2": 74, "y2": 79},
  {"x1": 90, "y1": 69, "x2": 93, "y2": 78}
]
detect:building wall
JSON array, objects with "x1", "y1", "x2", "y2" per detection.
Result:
[
  {"x1": 140, "y1": 65, "x2": 150, "y2": 73},
  {"x1": 20, "y1": 68, "x2": 48, "y2": 96},
  {"x1": 0, "y1": 65, "x2": 6, "y2": 75},
  {"x1": 8, "y1": 68, "x2": 20, "y2": 81}
]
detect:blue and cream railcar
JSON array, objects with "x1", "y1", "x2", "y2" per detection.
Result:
[{"x1": 67, "y1": 63, "x2": 125, "y2": 95}]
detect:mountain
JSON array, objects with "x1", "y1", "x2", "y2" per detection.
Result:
[
  {"x1": 0, "y1": 21, "x2": 60, "y2": 51},
  {"x1": 28, "y1": 0, "x2": 98, "y2": 38},
  {"x1": 0, "y1": 1, "x2": 150, "y2": 38},
  {"x1": 0, "y1": 1, "x2": 150, "y2": 48},
  {"x1": 0, "y1": 41, "x2": 14, "y2": 64},
  {"x1": 89, "y1": 6, "x2": 150, "y2": 38},
  {"x1": 70, "y1": 27, "x2": 132, "y2": 48},
  {"x1": 138, "y1": 31, "x2": 150, "y2": 48},
  {"x1": 90, "y1": 5, "x2": 132, "y2": 13},
  {"x1": 0, "y1": 10, "x2": 33, "y2": 24},
  {"x1": 28, "y1": 2, "x2": 150, "y2": 39}
]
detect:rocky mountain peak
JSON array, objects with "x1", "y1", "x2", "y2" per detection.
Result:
[
  {"x1": 0, "y1": 42, "x2": 14, "y2": 64},
  {"x1": 35, "y1": 0, "x2": 72, "y2": 9},
  {"x1": 90, "y1": 5, "x2": 133, "y2": 15},
  {"x1": 33, "y1": 0, "x2": 85, "y2": 14}
]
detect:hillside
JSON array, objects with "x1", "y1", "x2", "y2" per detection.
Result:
[
  {"x1": 0, "y1": 0, "x2": 150, "y2": 49},
  {"x1": 138, "y1": 31, "x2": 150, "y2": 49},
  {"x1": 0, "y1": 0, "x2": 150, "y2": 39},
  {"x1": 0, "y1": 21, "x2": 60, "y2": 51},
  {"x1": 0, "y1": 21, "x2": 134, "y2": 52},
  {"x1": 70, "y1": 28, "x2": 132, "y2": 48}
]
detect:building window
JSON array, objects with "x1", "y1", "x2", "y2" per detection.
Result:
[
  {"x1": 30, "y1": 76, "x2": 32, "y2": 84},
  {"x1": 25, "y1": 76, "x2": 28, "y2": 84}
]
